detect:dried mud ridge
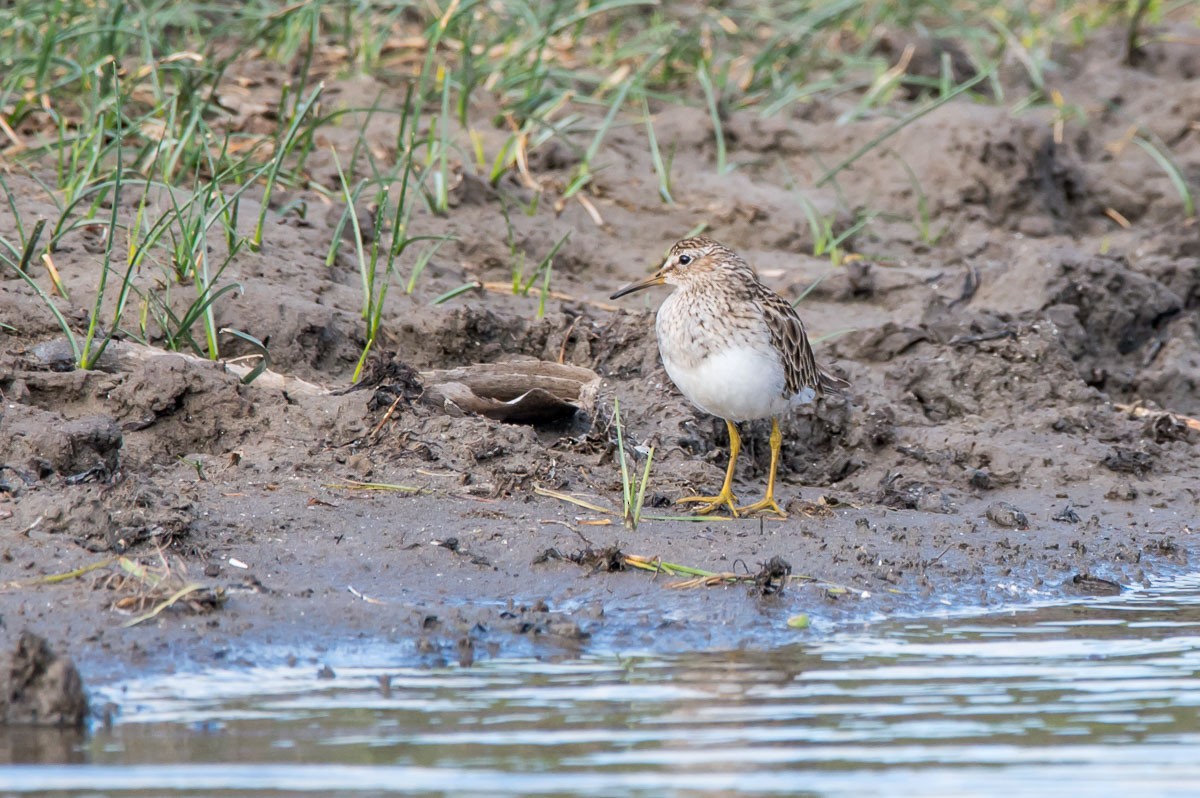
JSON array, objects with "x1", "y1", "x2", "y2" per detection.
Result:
[{"x1": 1, "y1": 28, "x2": 1199, "y2": 683}]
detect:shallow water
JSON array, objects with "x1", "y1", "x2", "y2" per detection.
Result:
[{"x1": 3, "y1": 574, "x2": 1200, "y2": 798}]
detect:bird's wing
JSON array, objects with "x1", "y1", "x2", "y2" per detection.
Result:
[{"x1": 759, "y1": 291, "x2": 849, "y2": 399}]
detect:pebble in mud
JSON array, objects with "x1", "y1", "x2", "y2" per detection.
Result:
[{"x1": 985, "y1": 502, "x2": 1029, "y2": 530}]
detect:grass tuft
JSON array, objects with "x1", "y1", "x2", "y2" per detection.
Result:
[{"x1": 613, "y1": 398, "x2": 654, "y2": 530}]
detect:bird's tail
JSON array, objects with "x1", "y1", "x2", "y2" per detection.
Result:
[{"x1": 818, "y1": 369, "x2": 850, "y2": 398}]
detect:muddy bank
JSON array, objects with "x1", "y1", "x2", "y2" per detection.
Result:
[{"x1": 2, "y1": 24, "x2": 1200, "y2": 687}]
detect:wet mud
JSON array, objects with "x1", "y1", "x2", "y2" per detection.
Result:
[{"x1": 1, "y1": 26, "x2": 1198, "y2": 685}]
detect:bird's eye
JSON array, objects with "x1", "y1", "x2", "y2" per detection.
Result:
[{"x1": 678, "y1": 254, "x2": 692, "y2": 265}]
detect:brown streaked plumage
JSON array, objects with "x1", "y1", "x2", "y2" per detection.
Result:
[{"x1": 611, "y1": 235, "x2": 848, "y2": 517}]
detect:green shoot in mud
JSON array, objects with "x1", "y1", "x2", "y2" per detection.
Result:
[
  {"x1": 0, "y1": 221, "x2": 73, "y2": 351},
  {"x1": 219, "y1": 327, "x2": 271, "y2": 385},
  {"x1": 432, "y1": 282, "x2": 482, "y2": 306},
  {"x1": 252, "y1": 84, "x2": 324, "y2": 251},
  {"x1": 894, "y1": 154, "x2": 950, "y2": 245},
  {"x1": 696, "y1": 63, "x2": 733, "y2": 175},
  {"x1": 1133, "y1": 134, "x2": 1196, "y2": 219},
  {"x1": 641, "y1": 97, "x2": 675, "y2": 204},
  {"x1": 417, "y1": 66, "x2": 456, "y2": 216},
  {"x1": 612, "y1": 399, "x2": 654, "y2": 530},
  {"x1": 795, "y1": 196, "x2": 875, "y2": 267},
  {"x1": 332, "y1": 151, "x2": 383, "y2": 381},
  {"x1": 529, "y1": 233, "x2": 571, "y2": 319},
  {"x1": 817, "y1": 67, "x2": 995, "y2": 188},
  {"x1": 563, "y1": 59, "x2": 656, "y2": 200},
  {"x1": 498, "y1": 205, "x2": 571, "y2": 318},
  {"x1": 322, "y1": 86, "x2": 455, "y2": 379}
]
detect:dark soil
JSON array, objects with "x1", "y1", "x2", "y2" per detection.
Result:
[{"x1": 2, "y1": 25, "x2": 1199, "y2": 690}]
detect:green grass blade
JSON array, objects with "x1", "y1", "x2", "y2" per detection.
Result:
[
  {"x1": 817, "y1": 67, "x2": 994, "y2": 187},
  {"x1": 1133, "y1": 135, "x2": 1195, "y2": 218}
]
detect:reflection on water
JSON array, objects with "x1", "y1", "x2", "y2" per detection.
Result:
[{"x1": 2, "y1": 574, "x2": 1199, "y2": 797}]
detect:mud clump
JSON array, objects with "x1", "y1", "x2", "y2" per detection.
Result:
[
  {"x1": 754, "y1": 556, "x2": 792, "y2": 596},
  {"x1": 0, "y1": 407, "x2": 121, "y2": 482},
  {"x1": 12, "y1": 476, "x2": 195, "y2": 552},
  {"x1": 106, "y1": 353, "x2": 254, "y2": 465},
  {"x1": 986, "y1": 501, "x2": 1029, "y2": 530},
  {"x1": 1, "y1": 633, "x2": 88, "y2": 728},
  {"x1": 551, "y1": 546, "x2": 627, "y2": 573}
]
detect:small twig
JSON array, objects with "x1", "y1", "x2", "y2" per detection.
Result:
[
  {"x1": 369, "y1": 394, "x2": 405, "y2": 438},
  {"x1": 575, "y1": 193, "x2": 605, "y2": 226},
  {"x1": 324, "y1": 479, "x2": 426, "y2": 493},
  {"x1": 925, "y1": 544, "x2": 954, "y2": 569},
  {"x1": 348, "y1": 585, "x2": 387, "y2": 605},
  {"x1": 558, "y1": 317, "x2": 579, "y2": 364},
  {"x1": 533, "y1": 485, "x2": 614, "y2": 515},
  {"x1": 18, "y1": 516, "x2": 43, "y2": 537}
]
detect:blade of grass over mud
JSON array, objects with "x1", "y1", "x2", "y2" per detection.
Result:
[
  {"x1": 615, "y1": 400, "x2": 632, "y2": 517},
  {"x1": 564, "y1": 47, "x2": 665, "y2": 199},
  {"x1": 167, "y1": 283, "x2": 244, "y2": 357},
  {"x1": 252, "y1": 83, "x2": 323, "y2": 251},
  {"x1": 696, "y1": 62, "x2": 731, "y2": 175},
  {"x1": 837, "y1": 43, "x2": 914, "y2": 125},
  {"x1": 623, "y1": 554, "x2": 716, "y2": 578},
  {"x1": 811, "y1": 327, "x2": 857, "y2": 345},
  {"x1": 78, "y1": 79, "x2": 137, "y2": 370},
  {"x1": 405, "y1": 237, "x2": 453, "y2": 294},
  {"x1": 0, "y1": 220, "x2": 82, "y2": 363},
  {"x1": 432, "y1": 281, "x2": 482, "y2": 305},
  {"x1": 1132, "y1": 135, "x2": 1195, "y2": 217},
  {"x1": 220, "y1": 328, "x2": 271, "y2": 384},
  {"x1": 633, "y1": 446, "x2": 654, "y2": 528},
  {"x1": 793, "y1": 267, "x2": 837, "y2": 307},
  {"x1": 122, "y1": 583, "x2": 210, "y2": 628},
  {"x1": 894, "y1": 153, "x2": 948, "y2": 243},
  {"x1": 563, "y1": 75, "x2": 636, "y2": 199},
  {"x1": 432, "y1": 65, "x2": 453, "y2": 215},
  {"x1": 325, "y1": 480, "x2": 425, "y2": 493},
  {"x1": 0, "y1": 174, "x2": 28, "y2": 245},
  {"x1": 639, "y1": 513, "x2": 732, "y2": 522},
  {"x1": 2, "y1": 557, "x2": 117, "y2": 590},
  {"x1": 521, "y1": 232, "x2": 571, "y2": 295},
  {"x1": 641, "y1": 96, "x2": 674, "y2": 204},
  {"x1": 355, "y1": 191, "x2": 393, "y2": 381},
  {"x1": 533, "y1": 486, "x2": 614, "y2": 516},
  {"x1": 611, "y1": 397, "x2": 649, "y2": 529},
  {"x1": 817, "y1": 66, "x2": 994, "y2": 187},
  {"x1": 330, "y1": 150, "x2": 371, "y2": 319}
]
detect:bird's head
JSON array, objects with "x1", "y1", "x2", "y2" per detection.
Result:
[{"x1": 610, "y1": 236, "x2": 745, "y2": 299}]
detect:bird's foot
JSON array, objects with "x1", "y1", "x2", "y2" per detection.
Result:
[
  {"x1": 735, "y1": 495, "x2": 788, "y2": 518},
  {"x1": 677, "y1": 490, "x2": 739, "y2": 517}
]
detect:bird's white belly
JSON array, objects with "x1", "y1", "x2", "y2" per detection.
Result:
[{"x1": 662, "y1": 345, "x2": 805, "y2": 421}]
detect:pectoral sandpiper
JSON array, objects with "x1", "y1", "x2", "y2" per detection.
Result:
[{"x1": 611, "y1": 236, "x2": 848, "y2": 518}]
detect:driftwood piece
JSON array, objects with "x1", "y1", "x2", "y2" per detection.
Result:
[{"x1": 421, "y1": 361, "x2": 600, "y2": 424}]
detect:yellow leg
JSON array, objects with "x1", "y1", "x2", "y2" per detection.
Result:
[
  {"x1": 677, "y1": 418, "x2": 740, "y2": 517},
  {"x1": 737, "y1": 418, "x2": 787, "y2": 517}
]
